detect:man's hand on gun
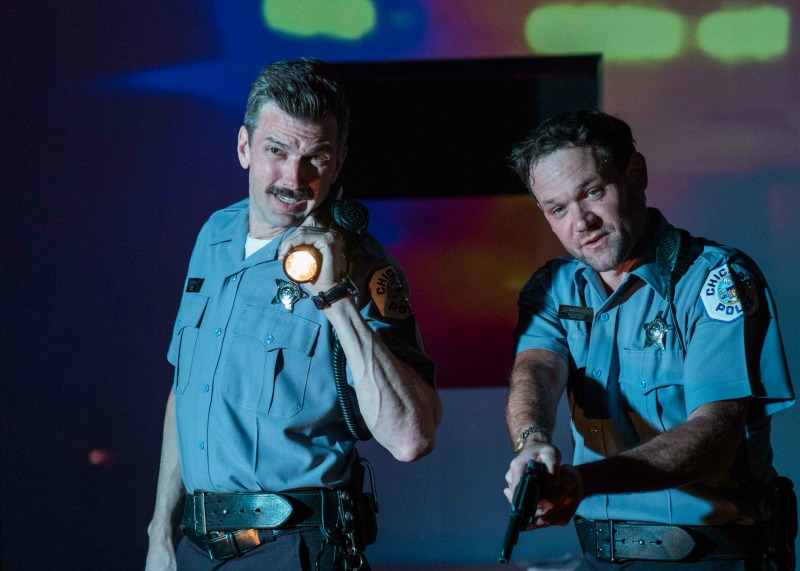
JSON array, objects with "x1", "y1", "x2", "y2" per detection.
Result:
[
  {"x1": 499, "y1": 459, "x2": 544, "y2": 563},
  {"x1": 499, "y1": 442, "x2": 586, "y2": 563},
  {"x1": 504, "y1": 442, "x2": 583, "y2": 528}
]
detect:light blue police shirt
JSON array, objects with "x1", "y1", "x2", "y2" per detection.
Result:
[
  {"x1": 168, "y1": 199, "x2": 435, "y2": 494},
  {"x1": 514, "y1": 209, "x2": 794, "y2": 525}
]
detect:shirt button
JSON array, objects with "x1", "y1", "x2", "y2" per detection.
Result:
[
  {"x1": 592, "y1": 368, "x2": 602, "y2": 378},
  {"x1": 600, "y1": 313, "x2": 609, "y2": 322},
  {"x1": 589, "y1": 426, "x2": 599, "y2": 433},
  {"x1": 214, "y1": 328, "x2": 222, "y2": 337},
  {"x1": 638, "y1": 379, "x2": 647, "y2": 389},
  {"x1": 198, "y1": 442, "x2": 205, "y2": 450},
  {"x1": 202, "y1": 384, "x2": 210, "y2": 393},
  {"x1": 265, "y1": 335, "x2": 274, "y2": 344}
]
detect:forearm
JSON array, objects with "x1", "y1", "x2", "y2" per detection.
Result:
[
  {"x1": 506, "y1": 349, "x2": 568, "y2": 444},
  {"x1": 323, "y1": 297, "x2": 440, "y2": 461},
  {"x1": 576, "y1": 398, "x2": 750, "y2": 497},
  {"x1": 147, "y1": 390, "x2": 185, "y2": 541},
  {"x1": 504, "y1": 350, "x2": 569, "y2": 505}
]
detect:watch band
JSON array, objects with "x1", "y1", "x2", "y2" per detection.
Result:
[
  {"x1": 513, "y1": 425, "x2": 551, "y2": 453},
  {"x1": 312, "y1": 275, "x2": 359, "y2": 309}
]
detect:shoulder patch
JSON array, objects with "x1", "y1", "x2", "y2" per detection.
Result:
[
  {"x1": 369, "y1": 265, "x2": 413, "y2": 319},
  {"x1": 700, "y1": 263, "x2": 759, "y2": 322}
]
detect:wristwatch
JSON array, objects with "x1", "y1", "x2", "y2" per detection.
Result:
[
  {"x1": 312, "y1": 275, "x2": 359, "y2": 309},
  {"x1": 513, "y1": 425, "x2": 551, "y2": 454}
]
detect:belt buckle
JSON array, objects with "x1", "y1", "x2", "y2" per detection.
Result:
[
  {"x1": 594, "y1": 520, "x2": 617, "y2": 562},
  {"x1": 205, "y1": 529, "x2": 262, "y2": 561},
  {"x1": 205, "y1": 531, "x2": 237, "y2": 561}
]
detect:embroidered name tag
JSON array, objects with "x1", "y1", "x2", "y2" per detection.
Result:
[
  {"x1": 186, "y1": 278, "x2": 205, "y2": 293},
  {"x1": 558, "y1": 304, "x2": 594, "y2": 322}
]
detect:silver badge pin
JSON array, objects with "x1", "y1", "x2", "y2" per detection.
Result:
[
  {"x1": 643, "y1": 310, "x2": 674, "y2": 350},
  {"x1": 272, "y1": 279, "x2": 308, "y2": 314}
]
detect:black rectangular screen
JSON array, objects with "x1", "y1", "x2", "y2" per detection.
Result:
[{"x1": 333, "y1": 55, "x2": 601, "y2": 199}]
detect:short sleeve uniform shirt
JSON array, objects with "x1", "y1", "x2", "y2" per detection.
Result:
[
  {"x1": 514, "y1": 209, "x2": 794, "y2": 525},
  {"x1": 168, "y1": 199, "x2": 435, "y2": 494}
]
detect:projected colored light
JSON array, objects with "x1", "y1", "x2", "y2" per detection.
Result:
[
  {"x1": 525, "y1": 4, "x2": 684, "y2": 62},
  {"x1": 263, "y1": 0, "x2": 376, "y2": 40},
  {"x1": 697, "y1": 6, "x2": 789, "y2": 63}
]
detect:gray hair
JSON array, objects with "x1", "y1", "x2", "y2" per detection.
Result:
[{"x1": 243, "y1": 58, "x2": 350, "y2": 148}]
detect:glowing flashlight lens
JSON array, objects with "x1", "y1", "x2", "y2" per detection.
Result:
[{"x1": 284, "y1": 248, "x2": 319, "y2": 283}]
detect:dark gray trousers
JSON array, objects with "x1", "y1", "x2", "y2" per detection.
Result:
[{"x1": 176, "y1": 528, "x2": 366, "y2": 571}]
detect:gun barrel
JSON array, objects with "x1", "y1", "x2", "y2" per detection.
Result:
[
  {"x1": 499, "y1": 513, "x2": 522, "y2": 563},
  {"x1": 498, "y1": 460, "x2": 543, "y2": 564}
]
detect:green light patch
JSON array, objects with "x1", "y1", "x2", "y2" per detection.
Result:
[
  {"x1": 525, "y1": 4, "x2": 685, "y2": 62},
  {"x1": 697, "y1": 6, "x2": 789, "y2": 63},
  {"x1": 263, "y1": 0, "x2": 376, "y2": 40}
]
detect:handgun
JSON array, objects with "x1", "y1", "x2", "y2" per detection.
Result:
[{"x1": 499, "y1": 459, "x2": 544, "y2": 564}]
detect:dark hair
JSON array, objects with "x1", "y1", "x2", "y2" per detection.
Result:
[
  {"x1": 243, "y1": 58, "x2": 350, "y2": 148},
  {"x1": 509, "y1": 110, "x2": 636, "y2": 192}
]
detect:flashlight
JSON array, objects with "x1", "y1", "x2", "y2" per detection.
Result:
[{"x1": 283, "y1": 246, "x2": 321, "y2": 283}]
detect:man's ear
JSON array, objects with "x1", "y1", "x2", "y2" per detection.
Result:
[
  {"x1": 626, "y1": 151, "x2": 648, "y2": 192},
  {"x1": 237, "y1": 126, "x2": 250, "y2": 169}
]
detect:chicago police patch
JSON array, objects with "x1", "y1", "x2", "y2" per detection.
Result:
[
  {"x1": 369, "y1": 266, "x2": 413, "y2": 319},
  {"x1": 700, "y1": 264, "x2": 759, "y2": 322}
]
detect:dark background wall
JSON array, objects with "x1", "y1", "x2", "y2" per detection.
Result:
[{"x1": 3, "y1": 1, "x2": 798, "y2": 569}]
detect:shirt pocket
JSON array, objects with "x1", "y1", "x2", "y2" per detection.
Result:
[
  {"x1": 619, "y1": 349, "x2": 686, "y2": 432},
  {"x1": 227, "y1": 304, "x2": 320, "y2": 418},
  {"x1": 173, "y1": 294, "x2": 209, "y2": 395}
]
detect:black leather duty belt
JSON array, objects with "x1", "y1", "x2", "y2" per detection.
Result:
[
  {"x1": 575, "y1": 517, "x2": 766, "y2": 563},
  {"x1": 183, "y1": 489, "x2": 339, "y2": 534},
  {"x1": 182, "y1": 489, "x2": 340, "y2": 561}
]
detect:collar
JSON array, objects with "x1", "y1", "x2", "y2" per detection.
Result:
[{"x1": 206, "y1": 198, "x2": 295, "y2": 269}]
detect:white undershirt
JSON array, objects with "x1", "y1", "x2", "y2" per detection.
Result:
[{"x1": 245, "y1": 235, "x2": 272, "y2": 258}]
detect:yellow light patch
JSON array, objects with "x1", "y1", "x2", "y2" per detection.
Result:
[
  {"x1": 369, "y1": 266, "x2": 412, "y2": 319},
  {"x1": 284, "y1": 249, "x2": 318, "y2": 283},
  {"x1": 263, "y1": 0, "x2": 377, "y2": 40},
  {"x1": 524, "y1": 4, "x2": 685, "y2": 63},
  {"x1": 697, "y1": 6, "x2": 790, "y2": 64}
]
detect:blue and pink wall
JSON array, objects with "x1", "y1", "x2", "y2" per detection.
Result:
[{"x1": 3, "y1": 1, "x2": 797, "y2": 568}]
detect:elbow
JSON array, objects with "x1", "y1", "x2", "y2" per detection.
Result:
[
  {"x1": 384, "y1": 394, "x2": 441, "y2": 462},
  {"x1": 391, "y1": 432, "x2": 436, "y2": 462},
  {"x1": 390, "y1": 413, "x2": 439, "y2": 462}
]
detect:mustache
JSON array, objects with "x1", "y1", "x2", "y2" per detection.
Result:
[{"x1": 268, "y1": 186, "x2": 313, "y2": 201}]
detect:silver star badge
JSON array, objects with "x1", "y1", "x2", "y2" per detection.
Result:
[
  {"x1": 272, "y1": 279, "x2": 307, "y2": 314},
  {"x1": 643, "y1": 310, "x2": 674, "y2": 350}
]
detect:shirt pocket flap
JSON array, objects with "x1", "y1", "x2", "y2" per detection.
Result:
[
  {"x1": 236, "y1": 305, "x2": 320, "y2": 356},
  {"x1": 620, "y1": 349, "x2": 685, "y2": 394},
  {"x1": 176, "y1": 294, "x2": 208, "y2": 331}
]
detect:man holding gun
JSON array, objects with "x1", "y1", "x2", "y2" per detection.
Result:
[{"x1": 503, "y1": 111, "x2": 795, "y2": 570}]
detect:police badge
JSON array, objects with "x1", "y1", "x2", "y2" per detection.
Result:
[
  {"x1": 272, "y1": 279, "x2": 308, "y2": 314},
  {"x1": 643, "y1": 310, "x2": 674, "y2": 350}
]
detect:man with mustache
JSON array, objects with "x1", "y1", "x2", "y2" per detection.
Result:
[
  {"x1": 504, "y1": 111, "x2": 794, "y2": 570},
  {"x1": 145, "y1": 59, "x2": 440, "y2": 571}
]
